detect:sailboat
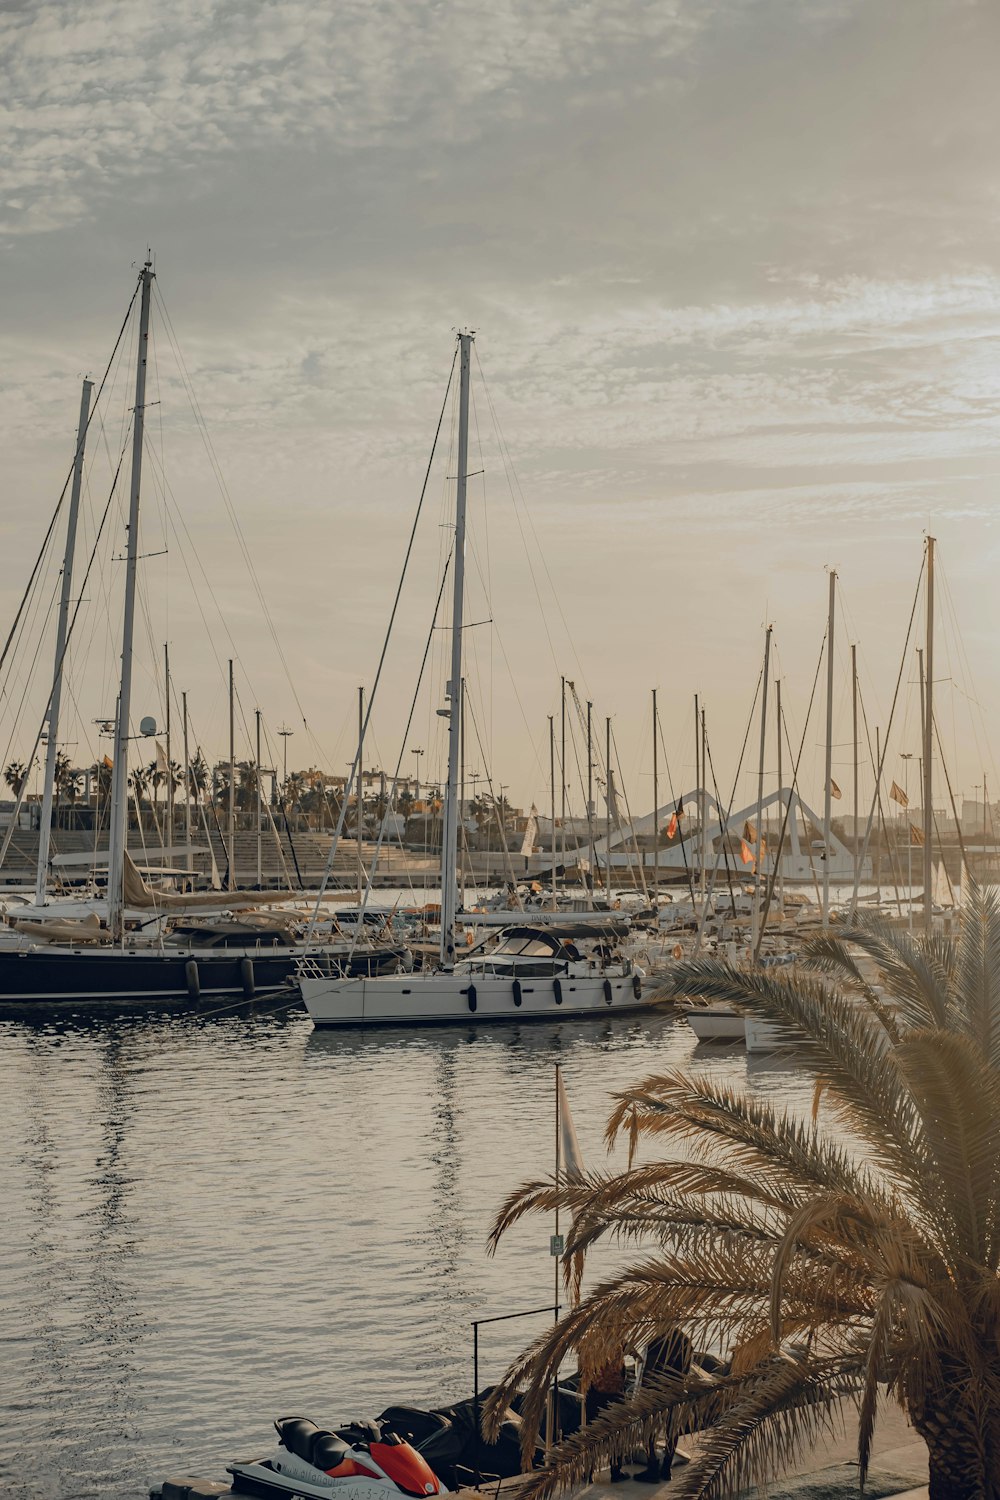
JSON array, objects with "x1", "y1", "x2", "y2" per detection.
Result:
[
  {"x1": 298, "y1": 333, "x2": 646, "y2": 1027},
  {"x1": 0, "y1": 263, "x2": 405, "y2": 1006}
]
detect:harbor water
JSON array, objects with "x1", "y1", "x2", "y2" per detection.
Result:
[{"x1": 2, "y1": 1005, "x2": 816, "y2": 1499}]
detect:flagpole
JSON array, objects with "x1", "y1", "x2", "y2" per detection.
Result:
[
  {"x1": 751, "y1": 625, "x2": 771, "y2": 952},
  {"x1": 923, "y1": 537, "x2": 935, "y2": 938},
  {"x1": 653, "y1": 687, "x2": 659, "y2": 906},
  {"x1": 822, "y1": 569, "x2": 837, "y2": 927}
]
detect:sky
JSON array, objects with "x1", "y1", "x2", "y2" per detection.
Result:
[{"x1": 2, "y1": 0, "x2": 1000, "y2": 819}]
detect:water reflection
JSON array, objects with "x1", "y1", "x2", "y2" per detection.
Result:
[{"x1": 2, "y1": 1006, "x2": 815, "y2": 1499}]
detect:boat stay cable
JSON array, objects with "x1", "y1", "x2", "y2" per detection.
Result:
[
  {"x1": 345, "y1": 554, "x2": 455, "y2": 962},
  {"x1": 0, "y1": 283, "x2": 140, "y2": 702},
  {"x1": 691, "y1": 665, "x2": 763, "y2": 956},
  {"x1": 0, "y1": 421, "x2": 136, "y2": 874},
  {"x1": 304, "y1": 346, "x2": 459, "y2": 943},
  {"x1": 754, "y1": 631, "x2": 826, "y2": 955},
  {"x1": 848, "y1": 555, "x2": 925, "y2": 919}
]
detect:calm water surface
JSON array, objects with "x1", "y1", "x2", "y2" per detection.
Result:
[{"x1": 0, "y1": 1005, "x2": 814, "y2": 1499}]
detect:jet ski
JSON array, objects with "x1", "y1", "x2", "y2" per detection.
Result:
[{"x1": 228, "y1": 1416, "x2": 450, "y2": 1499}]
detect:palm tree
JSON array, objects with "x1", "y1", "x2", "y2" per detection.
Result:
[
  {"x1": 486, "y1": 890, "x2": 1000, "y2": 1500},
  {"x1": 188, "y1": 751, "x2": 209, "y2": 806},
  {"x1": 4, "y1": 761, "x2": 28, "y2": 798}
]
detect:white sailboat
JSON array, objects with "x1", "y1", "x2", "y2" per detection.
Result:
[{"x1": 298, "y1": 333, "x2": 646, "y2": 1028}]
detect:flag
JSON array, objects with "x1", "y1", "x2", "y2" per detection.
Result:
[
  {"x1": 740, "y1": 838, "x2": 755, "y2": 866},
  {"x1": 557, "y1": 1069, "x2": 585, "y2": 1182},
  {"x1": 556, "y1": 1068, "x2": 586, "y2": 1304},
  {"x1": 830, "y1": 779, "x2": 842, "y2": 800},
  {"x1": 665, "y1": 799, "x2": 684, "y2": 840},
  {"x1": 520, "y1": 804, "x2": 538, "y2": 857},
  {"x1": 605, "y1": 770, "x2": 620, "y2": 825},
  {"x1": 102, "y1": 755, "x2": 113, "y2": 770},
  {"x1": 155, "y1": 740, "x2": 168, "y2": 772},
  {"x1": 743, "y1": 819, "x2": 757, "y2": 844},
  {"x1": 890, "y1": 781, "x2": 909, "y2": 808},
  {"x1": 909, "y1": 823, "x2": 925, "y2": 846}
]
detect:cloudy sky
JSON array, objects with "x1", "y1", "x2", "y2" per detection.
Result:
[{"x1": 2, "y1": 0, "x2": 1000, "y2": 817}]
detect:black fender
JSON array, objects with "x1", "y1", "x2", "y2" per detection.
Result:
[
  {"x1": 632, "y1": 973, "x2": 642, "y2": 1000},
  {"x1": 240, "y1": 957, "x2": 255, "y2": 999},
  {"x1": 512, "y1": 979, "x2": 522, "y2": 1008},
  {"x1": 553, "y1": 977, "x2": 563, "y2": 1006},
  {"x1": 467, "y1": 984, "x2": 477, "y2": 1013},
  {"x1": 185, "y1": 959, "x2": 200, "y2": 1001},
  {"x1": 603, "y1": 978, "x2": 613, "y2": 1006}
]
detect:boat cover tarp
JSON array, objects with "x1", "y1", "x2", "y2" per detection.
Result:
[
  {"x1": 121, "y1": 850, "x2": 297, "y2": 912},
  {"x1": 11, "y1": 911, "x2": 112, "y2": 945}
]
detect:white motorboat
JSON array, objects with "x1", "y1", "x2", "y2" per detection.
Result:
[
  {"x1": 299, "y1": 923, "x2": 645, "y2": 1027},
  {"x1": 680, "y1": 1003, "x2": 746, "y2": 1043},
  {"x1": 743, "y1": 1017, "x2": 797, "y2": 1053}
]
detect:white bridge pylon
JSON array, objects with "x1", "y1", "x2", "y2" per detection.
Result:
[{"x1": 581, "y1": 786, "x2": 868, "y2": 880}]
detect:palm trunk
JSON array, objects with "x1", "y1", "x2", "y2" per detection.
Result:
[{"x1": 914, "y1": 1398, "x2": 991, "y2": 1499}]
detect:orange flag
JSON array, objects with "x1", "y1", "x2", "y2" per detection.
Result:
[
  {"x1": 740, "y1": 838, "x2": 755, "y2": 866},
  {"x1": 890, "y1": 781, "x2": 909, "y2": 808},
  {"x1": 909, "y1": 823, "x2": 925, "y2": 846}
]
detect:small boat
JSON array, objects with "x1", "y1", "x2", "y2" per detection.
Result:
[
  {"x1": 680, "y1": 1003, "x2": 746, "y2": 1043},
  {"x1": 228, "y1": 1417, "x2": 448, "y2": 1500}
]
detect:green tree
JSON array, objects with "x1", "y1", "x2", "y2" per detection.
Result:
[
  {"x1": 488, "y1": 891, "x2": 1000, "y2": 1500},
  {"x1": 4, "y1": 761, "x2": 28, "y2": 798}
]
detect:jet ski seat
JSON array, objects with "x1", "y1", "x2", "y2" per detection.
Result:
[{"x1": 276, "y1": 1417, "x2": 351, "y2": 1469}]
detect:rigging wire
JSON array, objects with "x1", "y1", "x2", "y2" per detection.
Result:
[{"x1": 305, "y1": 345, "x2": 459, "y2": 936}]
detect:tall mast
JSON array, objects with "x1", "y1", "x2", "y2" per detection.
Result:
[
  {"x1": 923, "y1": 536, "x2": 935, "y2": 935},
  {"x1": 586, "y1": 700, "x2": 594, "y2": 899},
  {"x1": 107, "y1": 261, "x2": 154, "y2": 941},
  {"x1": 559, "y1": 677, "x2": 566, "y2": 896},
  {"x1": 227, "y1": 658, "x2": 236, "y2": 892},
  {"x1": 439, "y1": 331, "x2": 473, "y2": 967},
  {"x1": 652, "y1": 688, "x2": 658, "y2": 904},
  {"x1": 822, "y1": 569, "x2": 837, "y2": 927},
  {"x1": 694, "y1": 695, "x2": 703, "y2": 901},
  {"x1": 36, "y1": 376, "x2": 93, "y2": 905},
  {"x1": 182, "y1": 690, "x2": 192, "y2": 874},
  {"x1": 164, "y1": 642, "x2": 173, "y2": 858},
  {"x1": 357, "y1": 685, "x2": 364, "y2": 904},
  {"x1": 851, "y1": 642, "x2": 859, "y2": 894},
  {"x1": 605, "y1": 716, "x2": 612, "y2": 901},
  {"x1": 255, "y1": 707, "x2": 263, "y2": 888},
  {"x1": 459, "y1": 678, "x2": 466, "y2": 908},
  {"x1": 701, "y1": 707, "x2": 708, "y2": 891},
  {"x1": 776, "y1": 677, "x2": 784, "y2": 911},
  {"x1": 751, "y1": 625, "x2": 771, "y2": 949},
  {"x1": 549, "y1": 715, "x2": 557, "y2": 909}
]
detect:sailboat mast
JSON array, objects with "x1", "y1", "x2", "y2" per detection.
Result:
[
  {"x1": 560, "y1": 677, "x2": 566, "y2": 897},
  {"x1": 182, "y1": 690, "x2": 192, "y2": 873},
  {"x1": 549, "y1": 715, "x2": 557, "y2": 909},
  {"x1": 164, "y1": 641, "x2": 173, "y2": 857},
  {"x1": 604, "y1": 716, "x2": 612, "y2": 901},
  {"x1": 652, "y1": 688, "x2": 658, "y2": 904},
  {"x1": 751, "y1": 625, "x2": 771, "y2": 949},
  {"x1": 439, "y1": 331, "x2": 473, "y2": 968},
  {"x1": 35, "y1": 376, "x2": 93, "y2": 905},
  {"x1": 108, "y1": 261, "x2": 154, "y2": 941},
  {"x1": 586, "y1": 700, "x2": 594, "y2": 896},
  {"x1": 776, "y1": 677, "x2": 784, "y2": 910},
  {"x1": 822, "y1": 569, "x2": 837, "y2": 926},
  {"x1": 228, "y1": 658, "x2": 236, "y2": 892},
  {"x1": 923, "y1": 536, "x2": 935, "y2": 936},
  {"x1": 851, "y1": 642, "x2": 859, "y2": 894},
  {"x1": 357, "y1": 686, "x2": 365, "y2": 903},
  {"x1": 256, "y1": 707, "x2": 263, "y2": 888}
]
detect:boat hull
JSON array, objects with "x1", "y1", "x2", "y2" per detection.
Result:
[
  {"x1": 299, "y1": 968, "x2": 646, "y2": 1027},
  {"x1": 681, "y1": 1006, "x2": 746, "y2": 1042},
  {"x1": 0, "y1": 943, "x2": 405, "y2": 1007}
]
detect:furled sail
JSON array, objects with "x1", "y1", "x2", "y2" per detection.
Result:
[{"x1": 121, "y1": 850, "x2": 297, "y2": 912}]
